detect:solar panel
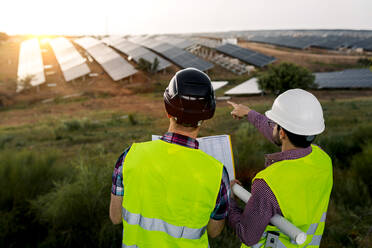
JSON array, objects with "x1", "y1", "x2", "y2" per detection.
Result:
[
  {"x1": 245, "y1": 33, "x2": 372, "y2": 51},
  {"x1": 74, "y1": 37, "x2": 137, "y2": 81},
  {"x1": 17, "y1": 38, "x2": 45, "y2": 91},
  {"x1": 216, "y1": 43, "x2": 275, "y2": 68},
  {"x1": 211, "y1": 81, "x2": 229, "y2": 91},
  {"x1": 103, "y1": 37, "x2": 172, "y2": 71},
  {"x1": 351, "y1": 37, "x2": 372, "y2": 51},
  {"x1": 130, "y1": 37, "x2": 214, "y2": 71},
  {"x1": 156, "y1": 36, "x2": 195, "y2": 49},
  {"x1": 315, "y1": 69, "x2": 372, "y2": 88},
  {"x1": 49, "y1": 37, "x2": 90, "y2": 82},
  {"x1": 224, "y1": 78, "x2": 262, "y2": 95}
]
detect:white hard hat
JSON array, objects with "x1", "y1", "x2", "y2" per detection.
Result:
[{"x1": 265, "y1": 89, "x2": 325, "y2": 136}]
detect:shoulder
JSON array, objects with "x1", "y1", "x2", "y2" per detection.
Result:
[
  {"x1": 114, "y1": 145, "x2": 132, "y2": 169},
  {"x1": 312, "y1": 144, "x2": 331, "y2": 161}
]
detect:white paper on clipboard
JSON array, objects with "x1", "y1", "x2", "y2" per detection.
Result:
[{"x1": 152, "y1": 134, "x2": 235, "y2": 181}]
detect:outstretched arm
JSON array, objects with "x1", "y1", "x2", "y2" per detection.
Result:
[{"x1": 227, "y1": 101, "x2": 275, "y2": 144}]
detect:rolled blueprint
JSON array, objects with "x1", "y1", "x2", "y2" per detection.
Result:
[{"x1": 232, "y1": 184, "x2": 307, "y2": 245}]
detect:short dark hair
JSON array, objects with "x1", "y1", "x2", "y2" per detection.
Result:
[{"x1": 278, "y1": 125, "x2": 315, "y2": 148}]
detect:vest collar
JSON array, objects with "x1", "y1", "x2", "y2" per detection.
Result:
[{"x1": 264, "y1": 145, "x2": 312, "y2": 167}]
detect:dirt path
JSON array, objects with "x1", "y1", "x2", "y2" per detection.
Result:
[
  {"x1": 2, "y1": 89, "x2": 372, "y2": 128},
  {"x1": 239, "y1": 41, "x2": 363, "y2": 72},
  {"x1": 0, "y1": 94, "x2": 165, "y2": 127}
]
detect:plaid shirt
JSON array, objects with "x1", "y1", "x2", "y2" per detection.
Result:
[{"x1": 112, "y1": 132, "x2": 230, "y2": 220}]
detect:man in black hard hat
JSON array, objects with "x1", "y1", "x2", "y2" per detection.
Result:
[{"x1": 109, "y1": 68, "x2": 230, "y2": 248}]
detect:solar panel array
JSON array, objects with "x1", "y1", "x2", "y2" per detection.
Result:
[
  {"x1": 103, "y1": 36, "x2": 171, "y2": 71},
  {"x1": 49, "y1": 37, "x2": 90, "y2": 82},
  {"x1": 247, "y1": 35, "x2": 318, "y2": 49},
  {"x1": 315, "y1": 69, "x2": 372, "y2": 88},
  {"x1": 216, "y1": 43, "x2": 276, "y2": 67},
  {"x1": 352, "y1": 37, "x2": 372, "y2": 51},
  {"x1": 17, "y1": 38, "x2": 45, "y2": 91},
  {"x1": 130, "y1": 36, "x2": 213, "y2": 71},
  {"x1": 243, "y1": 32, "x2": 372, "y2": 51},
  {"x1": 156, "y1": 36, "x2": 195, "y2": 49},
  {"x1": 224, "y1": 78, "x2": 262, "y2": 95},
  {"x1": 74, "y1": 37, "x2": 137, "y2": 81}
]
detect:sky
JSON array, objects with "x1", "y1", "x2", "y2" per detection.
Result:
[{"x1": 1, "y1": 0, "x2": 372, "y2": 35}]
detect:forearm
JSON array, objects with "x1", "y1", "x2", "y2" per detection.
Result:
[
  {"x1": 110, "y1": 194, "x2": 123, "y2": 224},
  {"x1": 228, "y1": 180, "x2": 281, "y2": 246},
  {"x1": 207, "y1": 218, "x2": 225, "y2": 238},
  {"x1": 228, "y1": 199, "x2": 268, "y2": 246},
  {"x1": 247, "y1": 110, "x2": 275, "y2": 144}
]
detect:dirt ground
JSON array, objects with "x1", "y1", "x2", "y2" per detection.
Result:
[
  {"x1": 2, "y1": 89, "x2": 372, "y2": 128},
  {"x1": 1, "y1": 37, "x2": 371, "y2": 128},
  {"x1": 238, "y1": 41, "x2": 364, "y2": 72}
]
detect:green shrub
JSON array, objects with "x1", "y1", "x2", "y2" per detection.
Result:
[
  {"x1": 332, "y1": 168, "x2": 371, "y2": 209},
  {"x1": 357, "y1": 57, "x2": 372, "y2": 67},
  {"x1": 257, "y1": 62, "x2": 316, "y2": 94},
  {"x1": 128, "y1": 113, "x2": 138, "y2": 126},
  {"x1": 63, "y1": 119, "x2": 82, "y2": 131},
  {"x1": 0, "y1": 134, "x2": 13, "y2": 149},
  {"x1": 351, "y1": 143, "x2": 372, "y2": 197},
  {"x1": 317, "y1": 125, "x2": 372, "y2": 169},
  {"x1": 137, "y1": 57, "x2": 159, "y2": 74},
  {"x1": 0, "y1": 149, "x2": 69, "y2": 247},
  {"x1": 32, "y1": 155, "x2": 120, "y2": 247}
]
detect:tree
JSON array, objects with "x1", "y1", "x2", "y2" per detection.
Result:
[
  {"x1": 151, "y1": 57, "x2": 159, "y2": 73},
  {"x1": 137, "y1": 57, "x2": 159, "y2": 74},
  {"x1": 258, "y1": 62, "x2": 316, "y2": 94},
  {"x1": 358, "y1": 57, "x2": 372, "y2": 71}
]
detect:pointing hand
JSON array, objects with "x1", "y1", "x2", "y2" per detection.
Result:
[{"x1": 227, "y1": 101, "x2": 251, "y2": 119}]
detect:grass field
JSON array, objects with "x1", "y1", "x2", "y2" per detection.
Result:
[
  {"x1": 1, "y1": 37, "x2": 372, "y2": 247},
  {"x1": 1, "y1": 92, "x2": 372, "y2": 247}
]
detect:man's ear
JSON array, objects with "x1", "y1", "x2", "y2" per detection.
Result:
[
  {"x1": 279, "y1": 128, "x2": 286, "y2": 140},
  {"x1": 167, "y1": 113, "x2": 172, "y2": 119}
]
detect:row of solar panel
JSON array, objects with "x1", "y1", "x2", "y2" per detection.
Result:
[
  {"x1": 246, "y1": 35, "x2": 372, "y2": 51},
  {"x1": 103, "y1": 37, "x2": 171, "y2": 71},
  {"x1": 156, "y1": 36, "x2": 195, "y2": 50},
  {"x1": 221, "y1": 69, "x2": 372, "y2": 94},
  {"x1": 49, "y1": 37, "x2": 90, "y2": 82},
  {"x1": 315, "y1": 69, "x2": 372, "y2": 88},
  {"x1": 216, "y1": 43, "x2": 276, "y2": 67},
  {"x1": 130, "y1": 36, "x2": 214, "y2": 71},
  {"x1": 17, "y1": 38, "x2": 45, "y2": 92},
  {"x1": 215, "y1": 68, "x2": 372, "y2": 95},
  {"x1": 74, "y1": 37, "x2": 137, "y2": 81}
]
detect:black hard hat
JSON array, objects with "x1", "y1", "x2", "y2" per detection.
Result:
[{"x1": 164, "y1": 68, "x2": 215, "y2": 127}]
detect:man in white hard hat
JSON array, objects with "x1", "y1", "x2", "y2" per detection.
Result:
[{"x1": 227, "y1": 89, "x2": 333, "y2": 248}]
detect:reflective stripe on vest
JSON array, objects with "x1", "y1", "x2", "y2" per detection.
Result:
[
  {"x1": 250, "y1": 211, "x2": 327, "y2": 248},
  {"x1": 122, "y1": 206, "x2": 206, "y2": 240},
  {"x1": 122, "y1": 245, "x2": 138, "y2": 248}
]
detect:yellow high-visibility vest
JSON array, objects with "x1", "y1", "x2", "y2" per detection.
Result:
[
  {"x1": 122, "y1": 139, "x2": 223, "y2": 248},
  {"x1": 242, "y1": 145, "x2": 333, "y2": 248}
]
